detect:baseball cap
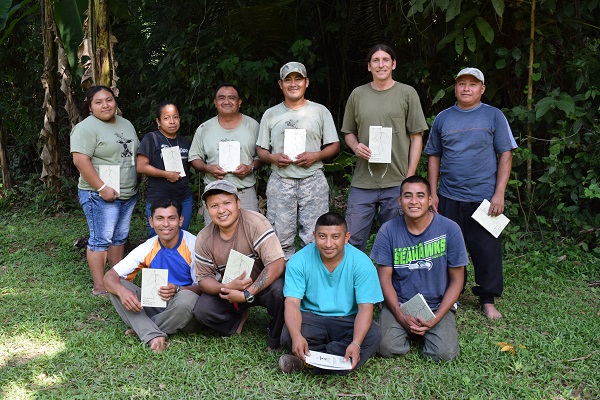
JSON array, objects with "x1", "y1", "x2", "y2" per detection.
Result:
[
  {"x1": 456, "y1": 67, "x2": 485, "y2": 84},
  {"x1": 280, "y1": 62, "x2": 307, "y2": 80},
  {"x1": 201, "y1": 180, "x2": 238, "y2": 201}
]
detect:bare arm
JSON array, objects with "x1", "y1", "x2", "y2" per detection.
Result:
[
  {"x1": 103, "y1": 268, "x2": 142, "y2": 312},
  {"x1": 427, "y1": 155, "x2": 441, "y2": 213},
  {"x1": 295, "y1": 141, "x2": 341, "y2": 168},
  {"x1": 136, "y1": 154, "x2": 181, "y2": 183},
  {"x1": 344, "y1": 132, "x2": 371, "y2": 160},
  {"x1": 284, "y1": 297, "x2": 309, "y2": 360},
  {"x1": 72, "y1": 152, "x2": 119, "y2": 201},
  {"x1": 406, "y1": 133, "x2": 423, "y2": 177},
  {"x1": 256, "y1": 145, "x2": 292, "y2": 168},
  {"x1": 344, "y1": 303, "x2": 374, "y2": 369},
  {"x1": 489, "y1": 151, "x2": 513, "y2": 216},
  {"x1": 233, "y1": 159, "x2": 263, "y2": 179},
  {"x1": 219, "y1": 257, "x2": 285, "y2": 303},
  {"x1": 190, "y1": 158, "x2": 226, "y2": 180}
]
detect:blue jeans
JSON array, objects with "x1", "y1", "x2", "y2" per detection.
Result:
[
  {"x1": 145, "y1": 195, "x2": 193, "y2": 238},
  {"x1": 79, "y1": 189, "x2": 138, "y2": 251}
]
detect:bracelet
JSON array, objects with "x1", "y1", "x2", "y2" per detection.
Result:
[
  {"x1": 350, "y1": 341, "x2": 361, "y2": 350},
  {"x1": 97, "y1": 183, "x2": 107, "y2": 192}
]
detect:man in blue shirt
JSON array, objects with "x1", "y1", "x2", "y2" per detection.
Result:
[
  {"x1": 425, "y1": 67, "x2": 518, "y2": 319},
  {"x1": 279, "y1": 212, "x2": 383, "y2": 374},
  {"x1": 371, "y1": 176, "x2": 468, "y2": 361},
  {"x1": 104, "y1": 198, "x2": 202, "y2": 352}
]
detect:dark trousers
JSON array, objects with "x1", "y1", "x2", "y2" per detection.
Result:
[
  {"x1": 192, "y1": 277, "x2": 284, "y2": 349},
  {"x1": 438, "y1": 195, "x2": 503, "y2": 304},
  {"x1": 280, "y1": 311, "x2": 382, "y2": 375}
]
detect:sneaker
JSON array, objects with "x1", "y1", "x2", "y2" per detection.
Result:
[{"x1": 278, "y1": 354, "x2": 304, "y2": 373}]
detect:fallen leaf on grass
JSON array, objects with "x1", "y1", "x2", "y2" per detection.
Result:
[{"x1": 497, "y1": 341, "x2": 526, "y2": 356}]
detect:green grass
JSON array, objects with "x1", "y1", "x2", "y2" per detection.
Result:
[{"x1": 1, "y1": 208, "x2": 599, "y2": 399}]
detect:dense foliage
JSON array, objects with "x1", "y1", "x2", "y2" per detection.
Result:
[{"x1": 1, "y1": 0, "x2": 599, "y2": 253}]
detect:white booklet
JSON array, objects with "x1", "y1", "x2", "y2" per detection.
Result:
[
  {"x1": 218, "y1": 141, "x2": 241, "y2": 172},
  {"x1": 222, "y1": 249, "x2": 254, "y2": 284},
  {"x1": 141, "y1": 268, "x2": 168, "y2": 308},
  {"x1": 305, "y1": 350, "x2": 352, "y2": 370},
  {"x1": 471, "y1": 199, "x2": 510, "y2": 238},
  {"x1": 161, "y1": 146, "x2": 186, "y2": 177},
  {"x1": 98, "y1": 165, "x2": 120, "y2": 194},
  {"x1": 368, "y1": 126, "x2": 392, "y2": 163},
  {"x1": 283, "y1": 129, "x2": 306, "y2": 161},
  {"x1": 400, "y1": 293, "x2": 435, "y2": 322}
]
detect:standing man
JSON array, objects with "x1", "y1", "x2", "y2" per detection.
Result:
[
  {"x1": 104, "y1": 198, "x2": 201, "y2": 352},
  {"x1": 424, "y1": 68, "x2": 518, "y2": 319},
  {"x1": 279, "y1": 212, "x2": 382, "y2": 375},
  {"x1": 371, "y1": 176, "x2": 468, "y2": 361},
  {"x1": 256, "y1": 62, "x2": 340, "y2": 260},
  {"x1": 343, "y1": 44, "x2": 428, "y2": 251},
  {"x1": 189, "y1": 83, "x2": 262, "y2": 225},
  {"x1": 192, "y1": 180, "x2": 285, "y2": 350}
]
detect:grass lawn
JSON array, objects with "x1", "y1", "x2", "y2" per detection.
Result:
[{"x1": 0, "y1": 207, "x2": 599, "y2": 399}]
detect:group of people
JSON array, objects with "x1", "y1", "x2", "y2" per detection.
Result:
[{"x1": 70, "y1": 43, "x2": 517, "y2": 374}]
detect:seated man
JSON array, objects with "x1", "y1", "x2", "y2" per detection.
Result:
[
  {"x1": 104, "y1": 198, "x2": 202, "y2": 352},
  {"x1": 279, "y1": 212, "x2": 383, "y2": 375},
  {"x1": 192, "y1": 180, "x2": 285, "y2": 350},
  {"x1": 370, "y1": 176, "x2": 468, "y2": 361}
]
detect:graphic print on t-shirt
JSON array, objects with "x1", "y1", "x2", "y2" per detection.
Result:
[
  {"x1": 115, "y1": 132, "x2": 134, "y2": 157},
  {"x1": 393, "y1": 235, "x2": 447, "y2": 270}
]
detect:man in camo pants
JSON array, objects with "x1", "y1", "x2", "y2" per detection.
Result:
[{"x1": 256, "y1": 62, "x2": 340, "y2": 260}]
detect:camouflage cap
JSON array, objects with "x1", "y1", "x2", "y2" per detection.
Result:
[{"x1": 280, "y1": 62, "x2": 307, "y2": 80}]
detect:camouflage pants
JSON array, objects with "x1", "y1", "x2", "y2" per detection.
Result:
[{"x1": 266, "y1": 170, "x2": 329, "y2": 260}]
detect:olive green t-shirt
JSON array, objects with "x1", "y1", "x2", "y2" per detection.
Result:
[
  {"x1": 257, "y1": 100, "x2": 339, "y2": 179},
  {"x1": 70, "y1": 115, "x2": 139, "y2": 199},
  {"x1": 189, "y1": 114, "x2": 259, "y2": 189},
  {"x1": 342, "y1": 82, "x2": 428, "y2": 189}
]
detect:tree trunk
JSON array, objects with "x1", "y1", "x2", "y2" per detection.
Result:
[
  {"x1": 79, "y1": 0, "x2": 119, "y2": 95},
  {"x1": 0, "y1": 124, "x2": 14, "y2": 190},
  {"x1": 90, "y1": 0, "x2": 111, "y2": 87},
  {"x1": 39, "y1": 0, "x2": 61, "y2": 191}
]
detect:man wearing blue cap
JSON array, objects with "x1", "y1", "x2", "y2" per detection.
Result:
[{"x1": 424, "y1": 67, "x2": 518, "y2": 319}]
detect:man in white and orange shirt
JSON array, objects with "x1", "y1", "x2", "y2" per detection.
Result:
[{"x1": 104, "y1": 197, "x2": 202, "y2": 352}]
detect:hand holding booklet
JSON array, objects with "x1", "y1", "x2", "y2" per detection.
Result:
[
  {"x1": 222, "y1": 249, "x2": 254, "y2": 284},
  {"x1": 304, "y1": 350, "x2": 352, "y2": 370},
  {"x1": 400, "y1": 293, "x2": 435, "y2": 322},
  {"x1": 471, "y1": 199, "x2": 510, "y2": 238},
  {"x1": 141, "y1": 268, "x2": 168, "y2": 308}
]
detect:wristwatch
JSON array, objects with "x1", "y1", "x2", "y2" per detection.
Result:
[
  {"x1": 176, "y1": 285, "x2": 182, "y2": 293},
  {"x1": 243, "y1": 289, "x2": 255, "y2": 303}
]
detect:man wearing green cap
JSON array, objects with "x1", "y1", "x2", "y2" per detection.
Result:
[{"x1": 257, "y1": 62, "x2": 340, "y2": 260}]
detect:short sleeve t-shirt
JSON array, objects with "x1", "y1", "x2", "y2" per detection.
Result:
[
  {"x1": 194, "y1": 209, "x2": 284, "y2": 282},
  {"x1": 70, "y1": 114, "x2": 139, "y2": 199},
  {"x1": 256, "y1": 100, "x2": 339, "y2": 179},
  {"x1": 284, "y1": 243, "x2": 383, "y2": 317},
  {"x1": 370, "y1": 213, "x2": 468, "y2": 309},
  {"x1": 424, "y1": 103, "x2": 518, "y2": 202},
  {"x1": 137, "y1": 130, "x2": 192, "y2": 203},
  {"x1": 189, "y1": 114, "x2": 260, "y2": 188},
  {"x1": 342, "y1": 82, "x2": 428, "y2": 189}
]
